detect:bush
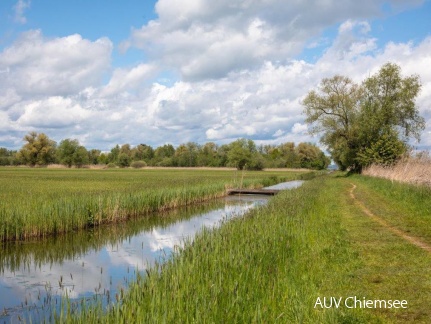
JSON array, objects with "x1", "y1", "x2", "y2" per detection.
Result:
[
  {"x1": 131, "y1": 161, "x2": 147, "y2": 169},
  {"x1": 107, "y1": 163, "x2": 117, "y2": 168}
]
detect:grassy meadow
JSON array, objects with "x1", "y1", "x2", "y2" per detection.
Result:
[
  {"x1": 0, "y1": 167, "x2": 305, "y2": 241},
  {"x1": 60, "y1": 173, "x2": 431, "y2": 323}
]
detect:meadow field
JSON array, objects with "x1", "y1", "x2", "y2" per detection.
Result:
[
  {"x1": 0, "y1": 167, "x2": 305, "y2": 241},
  {"x1": 62, "y1": 173, "x2": 431, "y2": 323}
]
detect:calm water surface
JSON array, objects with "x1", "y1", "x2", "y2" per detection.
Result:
[{"x1": 0, "y1": 181, "x2": 303, "y2": 322}]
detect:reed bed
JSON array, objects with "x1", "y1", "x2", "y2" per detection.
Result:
[
  {"x1": 0, "y1": 168, "x2": 303, "y2": 241},
  {"x1": 362, "y1": 154, "x2": 431, "y2": 187}
]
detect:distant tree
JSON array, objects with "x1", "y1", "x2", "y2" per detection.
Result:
[
  {"x1": 108, "y1": 145, "x2": 120, "y2": 164},
  {"x1": 98, "y1": 153, "x2": 108, "y2": 165},
  {"x1": 57, "y1": 139, "x2": 80, "y2": 167},
  {"x1": 197, "y1": 142, "x2": 221, "y2": 167},
  {"x1": 153, "y1": 144, "x2": 175, "y2": 165},
  {"x1": 140, "y1": 144, "x2": 155, "y2": 161},
  {"x1": 88, "y1": 149, "x2": 101, "y2": 165},
  {"x1": 227, "y1": 140, "x2": 250, "y2": 170},
  {"x1": 279, "y1": 142, "x2": 300, "y2": 168},
  {"x1": 18, "y1": 132, "x2": 56, "y2": 166},
  {"x1": 57, "y1": 139, "x2": 89, "y2": 167},
  {"x1": 227, "y1": 139, "x2": 253, "y2": 170},
  {"x1": 0, "y1": 148, "x2": 18, "y2": 166},
  {"x1": 295, "y1": 143, "x2": 330, "y2": 170},
  {"x1": 120, "y1": 144, "x2": 132, "y2": 156},
  {"x1": 131, "y1": 144, "x2": 154, "y2": 162},
  {"x1": 73, "y1": 146, "x2": 89, "y2": 168},
  {"x1": 174, "y1": 142, "x2": 199, "y2": 167},
  {"x1": 118, "y1": 153, "x2": 131, "y2": 168}
]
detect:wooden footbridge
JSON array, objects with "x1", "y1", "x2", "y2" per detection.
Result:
[{"x1": 227, "y1": 189, "x2": 280, "y2": 196}]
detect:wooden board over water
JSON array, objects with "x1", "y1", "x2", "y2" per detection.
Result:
[{"x1": 227, "y1": 189, "x2": 280, "y2": 196}]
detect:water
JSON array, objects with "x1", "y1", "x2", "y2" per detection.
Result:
[
  {"x1": 263, "y1": 180, "x2": 304, "y2": 190},
  {"x1": 0, "y1": 181, "x2": 303, "y2": 322}
]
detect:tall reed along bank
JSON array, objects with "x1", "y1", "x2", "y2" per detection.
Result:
[
  {"x1": 0, "y1": 168, "x2": 305, "y2": 242},
  {"x1": 62, "y1": 173, "x2": 431, "y2": 323}
]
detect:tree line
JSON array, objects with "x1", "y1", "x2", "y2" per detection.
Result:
[{"x1": 0, "y1": 133, "x2": 330, "y2": 170}]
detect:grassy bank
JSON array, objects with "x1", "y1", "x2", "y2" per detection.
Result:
[
  {"x1": 60, "y1": 173, "x2": 431, "y2": 323},
  {"x1": 0, "y1": 168, "x2": 304, "y2": 241}
]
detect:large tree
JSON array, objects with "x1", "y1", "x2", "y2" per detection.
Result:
[
  {"x1": 302, "y1": 63, "x2": 425, "y2": 171},
  {"x1": 18, "y1": 132, "x2": 56, "y2": 166}
]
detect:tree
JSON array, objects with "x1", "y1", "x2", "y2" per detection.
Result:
[
  {"x1": 303, "y1": 75, "x2": 361, "y2": 170},
  {"x1": 88, "y1": 149, "x2": 101, "y2": 165},
  {"x1": 226, "y1": 139, "x2": 252, "y2": 170},
  {"x1": 131, "y1": 144, "x2": 154, "y2": 162},
  {"x1": 0, "y1": 148, "x2": 18, "y2": 166},
  {"x1": 118, "y1": 153, "x2": 131, "y2": 167},
  {"x1": 18, "y1": 132, "x2": 56, "y2": 166},
  {"x1": 295, "y1": 143, "x2": 330, "y2": 170},
  {"x1": 57, "y1": 139, "x2": 89, "y2": 167},
  {"x1": 302, "y1": 63, "x2": 425, "y2": 171},
  {"x1": 73, "y1": 146, "x2": 89, "y2": 168},
  {"x1": 226, "y1": 138, "x2": 264, "y2": 170},
  {"x1": 174, "y1": 142, "x2": 199, "y2": 167},
  {"x1": 108, "y1": 145, "x2": 120, "y2": 164},
  {"x1": 57, "y1": 139, "x2": 80, "y2": 167},
  {"x1": 197, "y1": 142, "x2": 221, "y2": 167},
  {"x1": 154, "y1": 144, "x2": 175, "y2": 166}
]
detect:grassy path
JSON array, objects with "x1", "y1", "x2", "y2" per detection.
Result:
[
  {"x1": 63, "y1": 174, "x2": 431, "y2": 323},
  {"x1": 349, "y1": 183, "x2": 431, "y2": 253}
]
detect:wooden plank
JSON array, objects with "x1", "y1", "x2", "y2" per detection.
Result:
[{"x1": 227, "y1": 189, "x2": 280, "y2": 196}]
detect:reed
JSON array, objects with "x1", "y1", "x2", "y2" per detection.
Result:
[
  {"x1": 0, "y1": 168, "x2": 303, "y2": 241},
  {"x1": 362, "y1": 153, "x2": 431, "y2": 187}
]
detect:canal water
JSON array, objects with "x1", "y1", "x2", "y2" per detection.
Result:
[{"x1": 0, "y1": 181, "x2": 303, "y2": 322}]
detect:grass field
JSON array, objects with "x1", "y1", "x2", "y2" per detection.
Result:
[
  {"x1": 60, "y1": 173, "x2": 431, "y2": 323},
  {"x1": 0, "y1": 167, "x2": 306, "y2": 241}
]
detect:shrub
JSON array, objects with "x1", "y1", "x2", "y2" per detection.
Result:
[{"x1": 131, "y1": 161, "x2": 147, "y2": 169}]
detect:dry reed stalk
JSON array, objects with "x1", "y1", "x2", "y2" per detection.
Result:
[{"x1": 362, "y1": 154, "x2": 431, "y2": 187}]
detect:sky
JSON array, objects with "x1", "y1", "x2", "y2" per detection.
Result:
[{"x1": 0, "y1": 0, "x2": 430, "y2": 151}]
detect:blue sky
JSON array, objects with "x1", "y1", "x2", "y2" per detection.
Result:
[{"x1": 0, "y1": 0, "x2": 430, "y2": 151}]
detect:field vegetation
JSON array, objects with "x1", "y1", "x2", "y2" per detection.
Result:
[
  {"x1": 59, "y1": 173, "x2": 431, "y2": 323},
  {"x1": 363, "y1": 153, "x2": 431, "y2": 188},
  {"x1": 0, "y1": 168, "x2": 305, "y2": 242}
]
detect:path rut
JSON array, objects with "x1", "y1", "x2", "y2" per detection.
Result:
[{"x1": 349, "y1": 183, "x2": 431, "y2": 253}]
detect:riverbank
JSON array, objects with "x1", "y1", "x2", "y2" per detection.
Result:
[
  {"x1": 66, "y1": 173, "x2": 431, "y2": 323},
  {"x1": 0, "y1": 168, "x2": 306, "y2": 241}
]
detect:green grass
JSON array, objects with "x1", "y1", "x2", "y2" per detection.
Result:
[
  {"x1": 0, "y1": 167, "x2": 304, "y2": 241},
  {"x1": 60, "y1": 173, "x2": 431, "y2": 323}
]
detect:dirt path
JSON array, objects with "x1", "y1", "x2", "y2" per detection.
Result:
[{"x1": 350, "y1": 183, "x2": 431, "y2": 253}]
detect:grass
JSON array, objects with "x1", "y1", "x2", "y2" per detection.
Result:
[
  {"x1": 58, "y1": 172, "x2": 431, "y2": 323},
  {"x1": 0, "y1": 167, "x2": 305, "y2": 241}
]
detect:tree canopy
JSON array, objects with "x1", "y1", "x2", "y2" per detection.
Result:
[
  {"x1": 18, "y1": 132, "x2": 57, "y2": 166},
  {"x1": 302, "y1": 63, "x2": 425, "y2": 172}
]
